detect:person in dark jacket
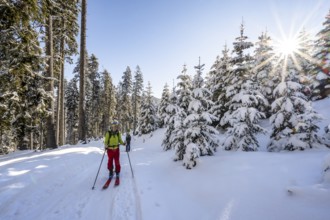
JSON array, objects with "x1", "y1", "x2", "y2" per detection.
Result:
[{"x1": 125, "y1": 131, "x2": 131, "y2": 152}]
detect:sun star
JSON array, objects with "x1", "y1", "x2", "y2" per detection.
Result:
[{"x1": 275, "y1": 37, "x2": 300, "y2": 57}]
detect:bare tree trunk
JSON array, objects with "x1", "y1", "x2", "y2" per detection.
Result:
[
  {"x1": 59, "y1": 26, "x2": 65, "y2": 146},
  {"x1": 30, "y1": 129, "x2": 33, "y2": 150},
  {"x1": 0, "y1": 130, "x2": 2, "y2": 150},
  {"x1": 40, "y1": 120, "x2": 43, "y2": 150},
  {"x1": 63, "y1": 95, "x2": 66, "y2": 144},
  {"x1": 78, "y1": 0, "x2": 87, "y2": 143},
  {"x1": 133, "y1": 97, "x2": 137, "y2": 134},
  {"x1": 46, "y1": 15, "x2": 57, "y2": 149},
  {"x1": 104, "y1": 80, "x2": 109, "y2": 133},
  {"x1": 56, "y1": 78, "x2": 60, "y2": 146}
]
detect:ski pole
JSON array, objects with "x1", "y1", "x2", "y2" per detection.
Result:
[
  {"x1": 127, "y1": 151, "x2": 134, "y2": 178},
  {"x1": 92, "y1": 149, "x2": 106, "y2": 190}
]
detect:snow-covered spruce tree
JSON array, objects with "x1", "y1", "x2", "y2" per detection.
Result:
[
  {"x1": 162, "y1": 88, "x2": 181, "y2": 151},
  {"x1": 183, "y1": 59, "x2": 219, "y2": 169},
  {"x1": 0, "y1": 1, "x2": 50, "y2": 150},
  {"x1": 205, "y1": 55, "x2": 220, "y2": 96},
  {"x1": 132, "y1": 66, "x2": 144, "y2": 135},
  {"x1": 268, "y1": 81, "x2": 310, "y2": 151},
  {"x1": 268, "y1": 58, "x2": 324, "y2": 151},
  {"x1": 295, "y1": 28, "x2": 316, "y2": 99},
  {"x1": 172, "y1": 65, "x2": 192, "y2": 161},
  {"x1": 158, "y1": 83, "x2": 170, "y2": 128},
  {"x1": 221, "y1": 22, "x2": 269, "y2": 151},
  {"x1": 176, "y1": 64, "x2": 193, "y2": 112},
  {"x1": 100, "y1": 69, "x2": 117, "y2": 134},
  {"x1": 222, "y1": 80, "x2": 268, "y2": 151},
  {"x1": 0, "y1": 74, "x2": 14, "y2": 153},
  {"x1": 116, "y1": 81, "x2": 124, "y2": 124},
  {"x1": 311, "y1": 9, "x2": 330, "y2": 100},
  {"x1": 0, "y1": 2, "x2": 13, "y2": 148},
  {"x1": 294, "y1": 30, "x2": 324, "y2": 147},
  {"x1": 295, "y1": 104, "x2": 324, "y2": 148},
  {"x1": 86, "y1": 54, "x2": 102, "y2": 139},
  {"x1": 253, "y1": 31, "x2": 279, "y2": 117},
  {"x1": 120, "y1": 66, "x2": 133, "y2": 132},
  {"x1": 172, "y1": 106, "x2": 186, "y2": 161},
  {"x1": 25, "y1": 77, "x2": 49, "y2": 150},
  {"x1": 65, "y1": 77, "x2": 79, "y2": 144},
  {"x1": 207, "y1": 44, "x2": 232, "y2": 128},
  {"x1": 220, "y1": 21, "x2": 254, "y2": 129},
  {"x1": 137, "y1": 82, "x2": 158, "y2": 135}
]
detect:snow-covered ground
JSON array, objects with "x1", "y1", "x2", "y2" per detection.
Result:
[{"x1": 1, "y1": 98, "x2": 330, "y2": 220}]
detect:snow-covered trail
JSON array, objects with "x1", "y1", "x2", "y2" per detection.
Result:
[
  {"x1": 0, "y1": 142, "x2": 142, "y2": 220},
  {"x1": 1, "y1": 126, "x2": 330, "y2": 220}
]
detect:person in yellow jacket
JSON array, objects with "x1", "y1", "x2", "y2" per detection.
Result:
[{"x1": 104, "y1": 120, "x2": 125, "y2": 180}]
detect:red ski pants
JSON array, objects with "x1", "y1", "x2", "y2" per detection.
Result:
[{"x1": 106, "y1": 148, "x2": 121, "y2": 174}]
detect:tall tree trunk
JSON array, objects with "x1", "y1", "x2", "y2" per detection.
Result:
[
  {"x1": 59, "y1": 25, "x2": 65, "y2": 146},
  {"x1": 104, "y1": 83, "x2": 109, "y2": 133},
  {"x1": 78, "y1": 0, "x2": 87, "y2": 143},
  {"x1": 56, "y1": 77, "x2": 60, "y2": 145},
  {"x1": 0, "y1": 130, "x2": 2, "y2": 151},
  {"x1": 40, "y1": 120, "x2": 43, "y2": 150},
  {"x1": 46, "y1": 15, "x2": 57, "y2": 149},
  {"x1": 30, "y1": 128, "x2": 33, "y2": 150},
  {"x1": 133, "y1": 98, "x2": 137, "y2": 134},
  {"x1": 61, "y1": 85, "x2": 66, "y2": 145}
]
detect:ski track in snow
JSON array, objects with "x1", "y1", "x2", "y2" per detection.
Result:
[{"x1": 110, "y1": 166, "x2": 143, "y2": 220}]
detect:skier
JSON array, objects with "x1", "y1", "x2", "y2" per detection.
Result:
[
  {"x1": 104, "y1": 120, "x2": 125, "y2": 185},
  {"x1": 125, "y1": 131, "x2": 131, "y2": 152}
]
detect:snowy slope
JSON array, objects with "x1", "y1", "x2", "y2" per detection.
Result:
[
  {"x1": 1, "y1": 98, "x2": 330, "y2": 220},
  {"x1": 0, "y1": 143, "x2": 142, "y2": 220},
  {"x1": 132, "y1": 131, "x2": 330, "y2": 220}
]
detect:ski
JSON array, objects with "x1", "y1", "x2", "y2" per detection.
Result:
[
  {"x1": 114, "y1": 177, "x2": 120, "y2": 186},
  {"x1": 102, "y1": 178, "x2": 112, "y2": 189}
]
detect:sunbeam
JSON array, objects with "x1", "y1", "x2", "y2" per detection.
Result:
[
  {"x1": 274, "y1": 37, "x2": 300, "y2": 57},
  {"x1": 267, "y1": 0, "x2": 325, "y2": 82}
]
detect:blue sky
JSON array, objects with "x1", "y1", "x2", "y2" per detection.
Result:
[{"x1": 65, "y1": 0, "x2": 329, "y2": 98}]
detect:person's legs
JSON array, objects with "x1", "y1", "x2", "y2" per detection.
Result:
[
  {"x1": 107, "y1": 149, "x2": 114, "y2": 177},
  {"x1": 113, "y1": 148, "x2": 121, "y2": 176}
]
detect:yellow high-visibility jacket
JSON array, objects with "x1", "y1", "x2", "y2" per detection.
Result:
[{"x1": 104, "y1": 130, "x2": 124, "y2": 149}]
